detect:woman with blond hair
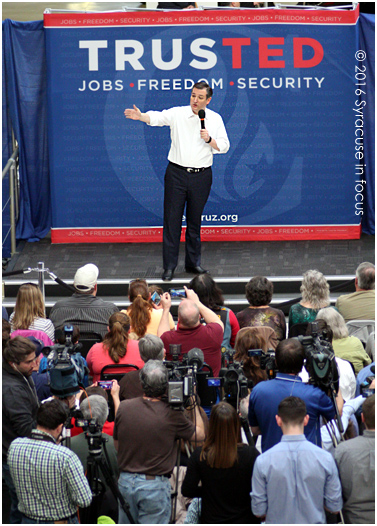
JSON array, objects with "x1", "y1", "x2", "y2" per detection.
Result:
[
  {"x1": 86, "y1": 311, "x2": 144, "y2": 382},
  {"x1": 9, "y1": 283, "x2": 55, "y2": 341},
  {"x1": 289, "y1": 269, "x2": 332, "y2": 329},
  {"x1": 182, "y1": 401, "x2": 260, "y2": 524},
  {"x1": 122, "y1": 279, "x2": 174, "y2": 339}
]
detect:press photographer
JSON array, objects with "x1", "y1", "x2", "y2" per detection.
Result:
[
  {"x1": 3, "y1": 336, "x2": 40, "y2": 523},
  {"x1": 7, "y1": 399, "x2": 92, "y2": 524},
  {"x1": 305, "y1": 320, "x2": 356, "y2": 402},
  {"x1": 157, "y1": 286, "x2": 224, "y2": 376},
  {"x1": 220, "y1": 328, "x2": 276, "y2": 422},
  {"x1": 248, "y1": 338, "x2": 342, "y2": 452},
  {"x1": 71, "y1": 394, "x2": 119, "y2": 523},
  {"x1": 114, "y1": 360, "x2": 205, "y2": 524},
  {"x1": 233, "y1": 327, "x2": 272, "y2": 385}
]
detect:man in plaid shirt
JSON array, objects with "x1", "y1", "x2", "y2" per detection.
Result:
[{"x1": 7, "y1": 399, "x2": 92, "y2": 524}]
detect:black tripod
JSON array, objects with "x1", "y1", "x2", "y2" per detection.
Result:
[
  {"x1": 240, "y1": 415, "x2": 255, "y2": 447},
  {"x1": 80, "y1": 434, "x2": 135, "y2": 524}
]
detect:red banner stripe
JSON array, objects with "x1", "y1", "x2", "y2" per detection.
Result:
[
  {"x1": 51, "y1": 224, "x2": 361, "y2": 244},
  {"x1": 44, "y1": 6, "x2": 359, "y2": 29}
]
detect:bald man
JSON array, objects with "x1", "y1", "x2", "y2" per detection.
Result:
[{"x1": 157, "y1": 287, "x2": 224, "y2": 376}]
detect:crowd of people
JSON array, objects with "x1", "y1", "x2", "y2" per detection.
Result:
[{"x1": 2, "y1": 261, "x2": 375, "y2": 524}]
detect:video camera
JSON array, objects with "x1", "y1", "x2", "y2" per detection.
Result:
[
  {"x1": 248, "y1": 348, "x2": 277, "y2": 380},
  {"x1": 46, "y1": 325, "x2": 88, "y2": 397},
  {"x1": 220, "y1": 361, "x2": 249, "y2": 409},
  {"x1": 297, "y1": 321, "x2": 343, "y2": 435},
  {"x1": 164, "y1": 345, "x2": 203, "y2": 407},
  {"x1": 218, "y1": 349, "x2": 255, "y2": 447},
  {"x1": 296, "y1": 322, "x2": 339, "y2": 395}
]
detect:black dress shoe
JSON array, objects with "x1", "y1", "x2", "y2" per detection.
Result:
[
  {"x1": 185, "y1": 266, "x2": 209, "y2": 274},
  {"x1": 162, "y1": 269, "x2": 175, "y2": 281}
]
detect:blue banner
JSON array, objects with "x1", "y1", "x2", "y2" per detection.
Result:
[{"x1": 45, "y1": 7, "x2": 361, "y2": 243}]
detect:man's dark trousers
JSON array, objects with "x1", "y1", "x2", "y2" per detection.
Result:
[{"x1": 163, "y1": 162, "x2": 212, "y2": 270}]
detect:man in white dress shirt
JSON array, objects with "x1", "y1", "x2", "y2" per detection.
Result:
[{"x1": 125, "y1": 82, "x2": 230, "y2": 281}]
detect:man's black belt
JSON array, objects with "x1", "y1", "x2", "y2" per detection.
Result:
[
  {"x1": 22, "y1": 512, "x2": 77, "y2": 523},
  {"x1": 170, "y1": 162, "x2": 210, "y2": 173}
]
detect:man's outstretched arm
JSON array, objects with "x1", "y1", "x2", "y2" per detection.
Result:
[{"x1": 124, "y1": 104, "x2": 150, "y2": 124}]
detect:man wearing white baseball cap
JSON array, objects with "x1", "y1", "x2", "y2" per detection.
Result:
[{"x1": 49, "y1": 263, "x2": 118, "y2": 338}]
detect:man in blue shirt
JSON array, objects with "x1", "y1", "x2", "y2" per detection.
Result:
[
  {"x1": 248, "y1": 338, "x2": 338, "y2": 452},
  {"x1": 251, "y1": 396, "x2": 342, "y2": 524}
]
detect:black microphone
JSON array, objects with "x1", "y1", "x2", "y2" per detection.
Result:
[
  {"x1": 198, "y1": 109, "x2": 205, "y2": 130},
  {"x1": 187, "y1": 348, "x2": 204, "y2": 372}
]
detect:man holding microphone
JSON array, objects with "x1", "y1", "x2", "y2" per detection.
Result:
[{"x1": 125, "y1": 81, "x2": 230, "y2": 281}]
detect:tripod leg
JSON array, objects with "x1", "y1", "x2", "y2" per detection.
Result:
[
  {"x1": 96, "y1": 456, "x2": 136, "y2": 524},
  {"x1": 240, "y1": 416, "x2": 255, "y2": 447}
]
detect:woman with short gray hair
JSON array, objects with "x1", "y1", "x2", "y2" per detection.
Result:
[
  {"x1": 316, "y1": 308, "x2": 371, "y2": 374},
  {"x1": 289, "y1": 270, "x2": 331, "y2": 329}
]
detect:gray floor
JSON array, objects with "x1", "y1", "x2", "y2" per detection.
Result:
[{"x1": 4, "y1": 232, "x2": 375, "y2": 281}]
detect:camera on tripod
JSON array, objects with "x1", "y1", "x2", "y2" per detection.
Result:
[
  {"x1": 165, "y1": 345, "x2": 203, "y2": 407},
  {"x1": 75, "y1": 416, "x2": 104, "y2": 456},
  {"x1": 219, "y1": 361, "x2": 250, "y2": 409},
  {"x1": 296, "y1": 322, "x2": 339, "y2": 395},
  {"x1": 218, "y1": 350, "x2": 255, "y2": 446},
  {"x1": 297, "y1": 321, "x2": 343, "y2": 435}
]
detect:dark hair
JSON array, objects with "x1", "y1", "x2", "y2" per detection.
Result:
[
  {"x1": 200, "y1": 402, "x2": 240, "y2": 468},
  {"x1": 245, "y1": 276, "x2": 273, "y2": 306},
  {"x1": 55, "y1": 325, "x2": 80, "y2": 344},
  {"x1": 362, "y1": 394, "x2": 375, "y2": 429},
  {"x1": 3, "y1": 318, "x2": 11, "y2": 349},
  {"x1": 79, "y1": 385, "x2": 109, "y2": 405},
  {"x1": 275, "y1": 338, "x2": 305, "y2": 375},
  {"x1": 103, "y1": 312, "x2": 131, "y2": 363},
  {"x1": 148, "y1": 285, "x2": 164, "y2": 307},
  {"x1": 128, "y1": 279, "x2": 152, "y2": 339},
  {"x1": 305, "y1": 319, "x2": 333, "y2": 343},
  {"x1": 193, "y1": 81, "x2": 213, "y2": 98},
  {"x1": 36, "y1": 399, "x2": 69, "y2": 430},
  {"x1": 188, "y1": 274, "x2": 224, "y2": 311},
  {"x1": 278, "y1": 396, "x2": 307, "y2": 425},
  {"x1": 148, "y1": 285, "x2": 164, "y2": 296},
  {"x1": 139, "y1": 360, "x2": 168, "y2": 398},
  {"x1": 234, "y1": 328, "x2": 268, "y2": 384},
  {"x1": 3, "y1": 336, "x2": 36, "y2": 364}
]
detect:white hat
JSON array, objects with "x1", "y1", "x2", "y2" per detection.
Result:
[{"x1": 74, "y1": 263, "x2": 99, "y2": 292}]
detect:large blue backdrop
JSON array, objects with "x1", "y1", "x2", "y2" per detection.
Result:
[{"x1": 2, "y1": 6, "x2": 375, "y2": 255}]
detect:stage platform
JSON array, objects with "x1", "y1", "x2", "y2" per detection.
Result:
[
  {"x1": 3, "y1": 233, "x2": 374, "y2": 317},
  {"x1": 5, "y1": 232, "x2": 375, "y2": 280}
]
